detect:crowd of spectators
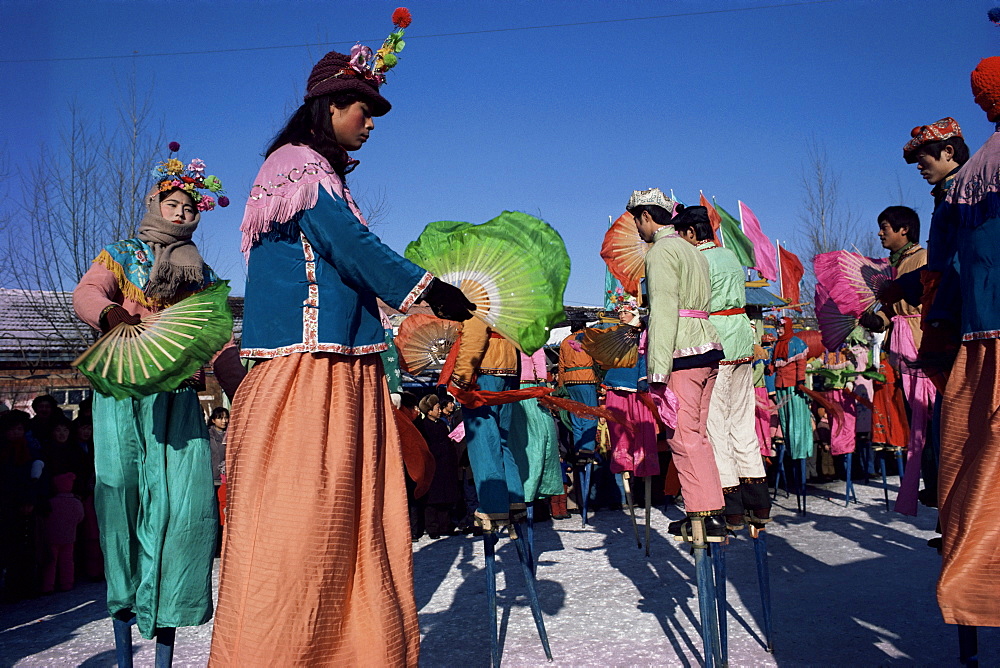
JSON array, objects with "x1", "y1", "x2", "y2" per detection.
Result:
[{"x1": 0, "y1": 394, "x2": 230, "y2": 602}]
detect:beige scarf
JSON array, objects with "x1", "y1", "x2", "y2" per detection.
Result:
[{"x1": 137, "y1": 190, "x2": 206, "y2": 300}]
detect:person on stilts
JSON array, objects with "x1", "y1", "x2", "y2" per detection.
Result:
[
  {"x1": 673, "y1": 207, "x2": 771, "y2": 532},
  {"x1": 630, "y1": 188, "x2": 726, "y2": 664},
  {"x1": 558, "y1": 320, "x2": 601, "y2": 522},
  {"x1": 210, "y1": 12, "x2": 477, "y2": 665},
  {"x1": 921, "y1": 56, "x2": 1000, "y2": 664},
  {"x1": 73, "y1": 147, "x2": 245, "y2": 667}
]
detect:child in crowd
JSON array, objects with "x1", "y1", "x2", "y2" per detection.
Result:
[{"x1": 41, "y1": 472, "x2": 84, "y2": 594}]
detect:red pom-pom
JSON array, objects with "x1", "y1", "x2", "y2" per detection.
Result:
[
  {"x1": 910, "y1": 126, "x2": 923, "y2": 138},
  {"x1": 168, "y1": 141, "x2": 180, "y2": 152},
  {"x1": 392, "y1": 7, "x2": 411, "y2": 28}
]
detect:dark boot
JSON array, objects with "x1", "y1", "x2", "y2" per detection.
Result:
[
  {"x1": 668, "y1": 513, "x2": 728, "y2": 541},
  {"x1": 723, "y1": 486, "x2": 744, "y2": 530}
]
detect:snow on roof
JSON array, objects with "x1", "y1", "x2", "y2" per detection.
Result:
[{"x1": 0, "y1": 288, "x2": 244, "y2": 363}]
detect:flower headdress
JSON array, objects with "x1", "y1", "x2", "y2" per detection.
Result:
[
  {"x1": 607, "y1": 286, "x2": 639, "y2": 315},
  {"x1": 150, "y1": 142, "x2": 229, "y2": 212},
  {"x1": 339, "y1": 8, "x2": 411, "y2": 87}
]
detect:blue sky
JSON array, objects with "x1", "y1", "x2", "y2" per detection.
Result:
[{"x1": 2, "y1": 0, "x2": 996, "y2": 306}]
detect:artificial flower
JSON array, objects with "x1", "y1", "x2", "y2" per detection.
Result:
[
  {"x1": 197, "y1": 195, "x2": 215, "y2": 212},
  {"x1": 168, "y1": 141, "x2": 181, "y2": 152},
  {"x1": 381, "y1": 52, "x2": 398, "y2": 69},
  {"x1": 218, "y1": 195, "x2": 230, "y2": 207},
  {"x1": 350, "y1": 43, "x2": 373, "y2": 69},
  {"x1": 150, "y1": 165, "x2": 166, "y2": 178},
  {"x1": 158, "y1": 181, "x2": 174, "y2": 192},
  {"x1": 170, "y1": 180, "x2": 183, "y2": 189},
  {"x1": 203, "y1": 175, "x2": 223, "y2": 192},
  {"x1": 392, "y1": 7, "x2": 412, "y2": 28},
  {"x1": 187, "y1": 158, "x2": 206, "y2": 174},
  {"x1": 164, "y1": 158, "x2": 184, "y2": 175}
]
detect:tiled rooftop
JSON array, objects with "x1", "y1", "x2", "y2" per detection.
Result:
[{"x1": 0, "y1": 289, "x2": 244, "y2": 363}]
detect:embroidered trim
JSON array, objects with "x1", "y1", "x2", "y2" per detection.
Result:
[
  {"x1": 673, "y1": 342, "x2": 723, "y2": 358},
  {"x1": 649, "y1": 373, "x2": 669, "y2": 384},
  {"x1": 241, "y1": 341, "x2": 388, "y2": 359},
  {"x1": 93, "y1": 248, "x2": 155, "y2": 308},
  {"x1": 652, "y1": 225, "x2": 679, "y2": 242},
  {"x1": 241, "y1": 145, "x2": 369, "y2": 256},
  {"x1": 299, "y1": 234, "x2": 321, "y2": 345},
  {"x1": 603, "y1": 383, "x2": 638, "y2": 392},
  {"x1": 399, "y1": 271, "x2": 434, "y2": 313},
  {"x1": 775, "y1": 349, "x2": 807, "y2": 367},
  {"x1": 963, "y1": 330, "x2": 1000, "y2": 341},
  {"x1": 479, "y1": 367, "x2": 518, "y2": 376},
  {"x1": 686, "y1": 508, "x2": 725, "y2": 517},
  {"x1": 722, "y1": 485, "x2": 740, "y2": 495},
  {"x1": 248, "y1": 160, "x2": 338, "y2": 202},
  {"x1": 739, "y1": 476, "x2": 767, "y2": 485},
  {"x1": 720, "y1": 355, "x2": 754, "y2": 366}
]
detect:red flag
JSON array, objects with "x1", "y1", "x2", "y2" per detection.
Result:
[
  {"x1": 779, "y1": 246, "x2": 804, "y2": 310},
  {"x1": 699, "y1": 192, "x2": 722, "y2": 245}
]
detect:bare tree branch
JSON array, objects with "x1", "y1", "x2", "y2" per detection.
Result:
[
  {"x1": 2, "y1": 72, "x2": 165, "y2": 356},
  {"x1": 354, "y1": 186, "x2": 391, "y2": 229},
  {"x1": 795, "y1": 139, "x2": 875, "y2": 317}
]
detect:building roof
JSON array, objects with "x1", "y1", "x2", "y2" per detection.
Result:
[
  {"x1": 0, "y1": 289, "x2": 91, "y2": 363},
  {"x1": 0, "y1": 288, "x2": 244, "y2": 364},
  {"x1": 745, "y1": 285, "x2": 787, "y2": 307}
]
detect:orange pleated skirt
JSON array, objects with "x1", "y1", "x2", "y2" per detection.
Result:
[
  {"x1": 938, "y1": 340, "x2": 1000, "y2": 626},
  {"x1": 209, "y1": 353, "x2": 419, "y2": 666}
]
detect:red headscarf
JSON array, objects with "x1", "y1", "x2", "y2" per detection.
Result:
[{"x1": 773, "y1": 317, "x2": 795, "y2": 360}]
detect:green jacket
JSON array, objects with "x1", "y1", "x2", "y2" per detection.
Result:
[
  {"x1": 698, "y1": 241, "x2": 754, "y2": 363},
  {"x1": 645, "y1": 225, "x2": 722, "y2": 383}
]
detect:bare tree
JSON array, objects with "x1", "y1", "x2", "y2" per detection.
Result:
[
  {"x1": 3, "y1": 74, "x2": 164, "y2": 353},
  {"x1": 795, "y1": 140, "x2": 879, "y2": 316},
  {"x1": 354, "y1": 185, "x2": 391, "y2": 229}
]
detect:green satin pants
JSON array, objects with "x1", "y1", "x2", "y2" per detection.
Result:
[{"x1": 93, "y1": 388, "x2": 216, "y2": 639}]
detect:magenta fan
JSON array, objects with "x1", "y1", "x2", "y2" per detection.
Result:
[
  {"x1": 813, "y1": 250, "x2": 892, "y2": 316},
  {"x1": 814, "y1": 285, "x2": 857, "y2": 352}
]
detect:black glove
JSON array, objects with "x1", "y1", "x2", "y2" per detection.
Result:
[
  {"x1": 858, "y1": 311, "x2": 885, "y2": 332},
  {"x1": 100, "y1": 305, "x2": 142, "y2": 333},
  {"x1": 423, "y1": 278, "x2": 476, "y2": 322}
]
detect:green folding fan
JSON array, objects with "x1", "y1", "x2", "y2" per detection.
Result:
[
  {"x1": 405, "y1": 211, "x2": 570, "y2": 354},
  {"x1": 73, "y1": 281, "x2": 233, "y2": 400}
]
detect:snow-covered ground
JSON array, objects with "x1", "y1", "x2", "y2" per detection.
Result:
[{"x1": 2, "y1": 477, "x2": 995, "y2": 667}]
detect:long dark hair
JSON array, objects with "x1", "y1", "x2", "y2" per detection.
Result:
[{"x1": 266, "y1": 92, "x2": 360, "y2": 177}]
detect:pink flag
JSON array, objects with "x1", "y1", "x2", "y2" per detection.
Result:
[{"x1": 739, "y1": 201, "x2": 777, "y2": 282}]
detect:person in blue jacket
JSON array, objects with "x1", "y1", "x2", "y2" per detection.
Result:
[{"x1": 210, "y1": 36, "x2": 475, "y2": 666}]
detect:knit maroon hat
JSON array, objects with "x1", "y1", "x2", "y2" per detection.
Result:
[
  {"x1": 971, "y1": 57, "x2": 1000, "y2": 122},
  {"x1": 304, "y1": 50, "x2": 392, "y2": 117}
]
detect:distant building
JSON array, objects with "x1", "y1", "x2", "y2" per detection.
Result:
[{"x1": 0, "y1": 288, "x2": 243, "y2": 417}]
